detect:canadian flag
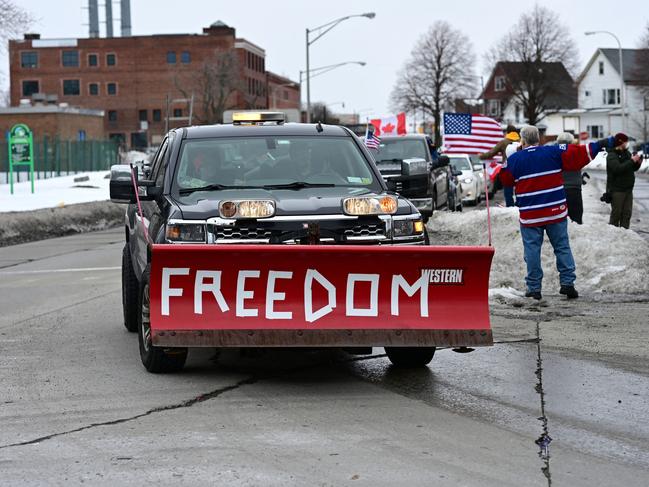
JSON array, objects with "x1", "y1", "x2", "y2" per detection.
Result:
[{"x1": 370, "y1": 112, "x2": 407, "y2": 136}]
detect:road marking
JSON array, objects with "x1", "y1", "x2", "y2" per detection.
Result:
[{"x1": 0, "y1": 266, "x2": 120, "y2": 276}]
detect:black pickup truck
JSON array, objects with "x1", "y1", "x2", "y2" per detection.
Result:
[
  {"x1": 369, "y1": 134, "x2": 457, "y2": 220},
  {"x1": 110, "y1": 112, "x2": 431, "y2": 372}
]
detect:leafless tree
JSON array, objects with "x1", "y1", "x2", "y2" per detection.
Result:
[
  {"x1": 175, "y1": 51, "x2": 263, "y2": 124},
  {"x1": 0, "y1": 0, "x2": 33, "y2": 48},
  {"x1": 390, "y1": 21, "x2": 476, "y2": 147},
  {"x1": 485, "y1": 4, "x2": 578, "y2": 125}
]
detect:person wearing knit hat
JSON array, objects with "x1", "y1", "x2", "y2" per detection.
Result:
[
  {"x1": 478, "y1": 124, "x2": 520, "y2": 206},
  {"x1": 606, "y1": 132, "x2": 643, "y2": 228}
]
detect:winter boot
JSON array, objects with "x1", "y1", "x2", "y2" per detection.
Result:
[
  {"x1": 559, "y1": 285, "x2": 579, "y2": 299},
  {"x1": 525, "y1": 290, "x2": 542, "y2": 300}
]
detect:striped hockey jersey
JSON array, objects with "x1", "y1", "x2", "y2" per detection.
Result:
[{"x1": 500, "y1": 142, "x2": 603, "y2": 227}]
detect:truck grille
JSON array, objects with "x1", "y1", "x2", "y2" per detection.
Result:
[
  {"x1": 215, "y1": 226, "x2": 272, "y2": 240},
  {"x1": 344, "y1": 224, "x2": 385, "y2": 238}
]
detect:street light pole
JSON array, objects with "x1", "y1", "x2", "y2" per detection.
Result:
[
  {"x1": 585, "y1": 30, "x2": 625, "y2": 132},
  {"x1": 306, "y1": 13, "x2": 375, "y2": 123}
]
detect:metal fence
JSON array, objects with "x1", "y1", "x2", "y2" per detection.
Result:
[{"x1": 0, "y1": 138, "x2": 119, "y2": 184}]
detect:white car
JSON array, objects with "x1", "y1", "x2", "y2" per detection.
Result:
[{"x1": 447, "y1": 154, "x2": 485, "y2": 205}]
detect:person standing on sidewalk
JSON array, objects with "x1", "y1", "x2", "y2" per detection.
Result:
[
  {"x1": 557, "y1": 132, "x2": 585, "y2": 224},
  {"x1": 499, "y1": 125, "x2": 609, "y2": 300},
  {"x1": 606, "y1": 133, "x2": 643, "y2": 229},
  {"x1": 479, "y1": 125, "x2": 520, "y2": 207}
]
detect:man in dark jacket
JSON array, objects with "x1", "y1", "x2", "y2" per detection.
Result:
[{"x1": 606, "y1": 133, "x2": 643, "y2": 229}]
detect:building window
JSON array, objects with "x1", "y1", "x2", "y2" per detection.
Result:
[
  {"x1": 21, "y1": 51, "x2": 38, "y2": 68},
  {"x1": 22, "y1": 80, "x2": 39, "y2": 96},
  {"x1": 599, "y1": 61, "x2": 604, "y2": 75},
  {"x1": 181, "y1": 51, "x2": 191, "y2": 64},
  {"x1": 63, "y1": 79, "x2": 80, "y2": 95},
  {"x1": 109, "y1": 133, "x2": 125, "y2": 146},
  {"x1": 487, "y1": 99, "x2": 501, "y2": 117},
  {"x1": 587, "y1": 125, "x2": 604, "y2": 138},
  {"x1": 106, "y1": 53, "x2": 116, "y2": 66},
  {"x1": 173, "y1": 108, "x2": 182, "y2": 117},
  {"x1": 283, "y1": 89, "x2": 289, "y2": 101},
  {"x1": 108, "y1": 110, "x2": 118, "y2": 122},
  {"x1": 602, "y1": 88, "x2": 620, "y2": 105},
  {"x1": 107, "y1": 82, "x2": 117, "y2": 95},
  {"x1": 167, "y1": 51, "x2": 176, "y2": 64},
  {"x1": 88, "y1": 54, "x2": 98, "y2": 66},
  {"x1": 62, "y1": 50, "x2": 79, "y2": 67},
  {"x1": 153, "y1": 109, "x2": 162, "y2": 122},
  {"x1": 585, "y1": 90, "x2": 590, "y2": 97},
  {"x1": 139, "y1": 109, "x2": 148, "y2": 121},
  {"x1": 89, "y1": 83, "x2": 99, "y2": 95},
  {"x1": 495, "y1": 76, "x2": 506, "y2": 92}
]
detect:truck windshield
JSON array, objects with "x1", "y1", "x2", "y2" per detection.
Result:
[
  {"x1": 175, "y1": 136, "x2": 378, "y2": 190},
  {"x1": 374, "y1": 139, "x2": 429, "y2": 162}
]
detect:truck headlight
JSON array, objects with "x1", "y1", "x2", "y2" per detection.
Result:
[
  {"x1": 219, "y1": 200, "x2": 275, "y2": 219},
  {"x1": 166, "y1": 223, "x2": 206, "y2": 242},
  {"x1": 343, "y1": 196, "x2": 397, "y2": 215},
  {"x1": 393, "y1": 218, "x2": 425, "y2": 237}
]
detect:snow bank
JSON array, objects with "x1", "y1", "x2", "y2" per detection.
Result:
[
  {"x1": 428, "y1": 204, "x2": 649, "y2": 295},
  {"x1": 0, "y1": 171, "x2": 110, "y2": 212}
]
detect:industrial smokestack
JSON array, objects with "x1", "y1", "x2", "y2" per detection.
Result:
[
  {"x1": 105, "y1": 0, "x2": 114, "y2": 37},
  {"x1": 88, "y1": 0, "x2": 99, "y2": 38},
  {"x1": 120, "y1": 0, "x2": 132, "y2": 36}
]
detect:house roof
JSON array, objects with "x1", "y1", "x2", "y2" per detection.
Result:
[
  {"x1": 481, "y1": 61, "x2": 577, "y2": 109},
  {"x1": 578, "y1": 48, "x2": 649, "y2": 84}
]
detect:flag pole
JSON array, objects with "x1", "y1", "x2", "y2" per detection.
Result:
[{"x1": 482, "y1": 164, "x2": 493, "y2": 247}]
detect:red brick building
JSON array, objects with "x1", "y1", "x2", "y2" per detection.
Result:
[{"x1": 9, "y1": 21, "x2": 300, "y2": 148}]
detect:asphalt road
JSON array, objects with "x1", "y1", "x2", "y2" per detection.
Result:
[{"x1": 1, "y1": 228, "x2": 648, "y2": 486}]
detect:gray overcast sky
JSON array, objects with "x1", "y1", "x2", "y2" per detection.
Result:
[{"x1": 3, "y1": 0, "x2": 648, "y2": 118}]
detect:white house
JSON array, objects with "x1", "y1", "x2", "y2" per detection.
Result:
[{"x1": 575, "y1": 48, "x2": 648, "y2": 143}]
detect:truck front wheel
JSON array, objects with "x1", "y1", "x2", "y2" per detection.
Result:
[
  {"x1": 122, "y1": 244, "x2": 139, "y2": 333},
  {"x1": 138, "y1": 267, "x2": 188, "y2": 373},
  {"x1": 385, "y1": 347, "x2": 435, "y2": 368}
]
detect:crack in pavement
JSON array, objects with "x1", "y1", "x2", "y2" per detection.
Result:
[
  {"x1": 0, "y1": 376, "x2": 258, "y2": 450},
  {"x1": 534, "y1": 320, "x2": 553, "y2": 487},
  {"x1": 0, "y1": 240, "x2": 123, "y2": 270}
]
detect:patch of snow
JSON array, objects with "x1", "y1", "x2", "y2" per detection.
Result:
[
  {"x1": 428, "y1": 183, "x2": 649, "y2": 295},
  {"x1": 0, "y1": 171, "x2": 110, "y2": 212},
  {"x1": 121, "y1": 150, "x2": 150, "y2": 165},
  {"x1": 585, "y1": 150, "x2": 649, "y2": 174}
]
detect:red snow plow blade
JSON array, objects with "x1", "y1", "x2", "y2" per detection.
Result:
[{"x1": 149, "y1": 244, "x2": 494, "y2": 348}]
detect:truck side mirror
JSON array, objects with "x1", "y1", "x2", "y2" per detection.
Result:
[{"x1": 110, "y1": 164, "x2": 157, "y2": 203}]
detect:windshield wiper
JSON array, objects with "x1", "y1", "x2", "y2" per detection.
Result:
[
  {"x1": 178, "y1": 183, "x2": 260, "y2": 195},
  {"x1": 262, "y1": 182, "x2": 336, "y2": 190}
]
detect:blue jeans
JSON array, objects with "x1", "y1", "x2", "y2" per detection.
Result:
[
  {"x1": 504, "y1": 186, "x2": 515, "y2": 207},
  {"x1": 520, "y1": 219, "x2": 576, "y2": 292}
]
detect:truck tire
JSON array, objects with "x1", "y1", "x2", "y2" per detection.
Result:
[
  {"x1": 385, "y1": 347, "x2": 435, "y2": 368},
  {"x1": 122, "y1": 244, "x2": 139, "y2": 333},
  {"x1": 138, "y1": 266, "x2": 188, "y2": 373}
]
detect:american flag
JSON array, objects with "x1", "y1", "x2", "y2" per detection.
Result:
[
  {"x1": 442, "y1": 113, "x2": 503, "y2": 154},
  {"x1": 364, "y1": 126, "x2": 381, "y2": 150}
]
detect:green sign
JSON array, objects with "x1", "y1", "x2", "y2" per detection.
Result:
[{"x1": 8, "y1": 123, "x2": 34, "y2": 194}]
